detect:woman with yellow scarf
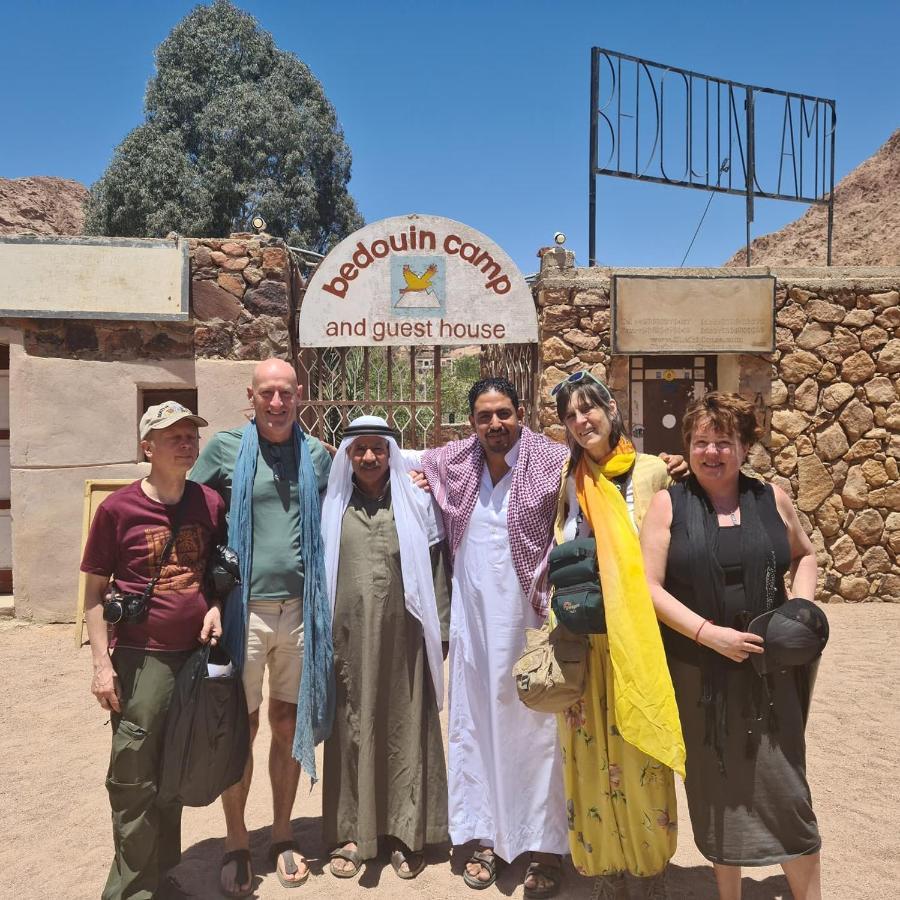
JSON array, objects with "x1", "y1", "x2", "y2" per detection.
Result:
[{"x1": 550, "y1": 372, "x2": 686, "y2": 900}]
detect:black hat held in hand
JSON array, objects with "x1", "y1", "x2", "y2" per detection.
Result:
[{"x1": 748, "y1": 598, "x2": 829, "y2": 676}]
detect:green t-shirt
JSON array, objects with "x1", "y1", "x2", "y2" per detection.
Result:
[{"x1": 190, "y1": 425, "x2": 332, "y2": 600}]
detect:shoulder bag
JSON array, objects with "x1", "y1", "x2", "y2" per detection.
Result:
[
  {"x1": 512, "y1": 619, "x2": 588, "y2": 714},
  {"x1": 548, "y1": 536, "x2": 606, "y2": 634}
]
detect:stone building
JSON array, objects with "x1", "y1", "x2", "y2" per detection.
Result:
[
  {"x1": 1, "y1": 231, "x2": 897, "y2": 621},
  {"x1": 532, "y1": 251, "x2": 900, "y2": 604}
]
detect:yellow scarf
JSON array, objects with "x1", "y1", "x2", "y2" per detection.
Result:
[
  {"x1": 574, "y1": 445, "x2": 686, "y2": 777},
  {"x1": 595, "y1": 436, "x2": 637, "y2": 478}
]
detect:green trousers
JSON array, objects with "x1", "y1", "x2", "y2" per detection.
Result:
[{"x1": 103, "y1": 648, "x2": 192, "y2": 900}]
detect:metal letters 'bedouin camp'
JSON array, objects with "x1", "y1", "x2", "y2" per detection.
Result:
[{"x1": 588, "y1": 48, "x2": 836, "y2": 266}]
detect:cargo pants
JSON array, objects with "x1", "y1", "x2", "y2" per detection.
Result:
[{"x1": 102, "y1": 648, "x2": 192, "y2": 900}]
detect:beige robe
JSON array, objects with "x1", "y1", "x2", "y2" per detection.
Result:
[{"x1": 322, "y1": 486, "x2": 451, "y2": 859}]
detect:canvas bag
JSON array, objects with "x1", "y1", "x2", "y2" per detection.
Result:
[
  {"x1": 512, "y1": 619, "x2": 588, "y2": 714},
  {"x1": 158, "y1": 642, "x2": 250, "y2": 807}
]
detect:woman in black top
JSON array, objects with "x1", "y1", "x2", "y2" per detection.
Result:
[{"x1": 640, "y1": 393, "x2": 821, "y2": 900}]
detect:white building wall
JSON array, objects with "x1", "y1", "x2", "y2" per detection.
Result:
[{"x1": 9, "y1": 353, "x2": 258, "y2": 622}]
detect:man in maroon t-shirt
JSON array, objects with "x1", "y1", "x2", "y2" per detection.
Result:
[{"x1": 81, "y1": 401, "x2": 227, "y2": 900}]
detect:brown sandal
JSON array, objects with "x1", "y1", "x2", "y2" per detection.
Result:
[
  {"x1": 463, "y1": 849, "x2": 503, "y2": 890},
  {"x1": 523, "y1": 855, "x2": 563, "y2": 899},
  {"x1": 329, "y1": 843, "x2": 363, "y2": 879},
  {"x1": 269, "y1": 841, "x2": 309, "y2": 888},
  {"x1": 390, "y1": 845, "x2": 425, "y2": 879}
]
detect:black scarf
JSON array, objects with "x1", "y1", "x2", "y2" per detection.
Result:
[{"x1": 681, "y1": 473, "x2": 780, "y2": 772}]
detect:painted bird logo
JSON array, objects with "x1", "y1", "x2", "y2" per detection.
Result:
[{"x1": 399, "y1": 263, "x2": 438, "y2": 294}]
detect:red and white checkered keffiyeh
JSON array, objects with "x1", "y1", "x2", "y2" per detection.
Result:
[{"x1": 422, "y1": 426, "x2": 569, "y2": 616}]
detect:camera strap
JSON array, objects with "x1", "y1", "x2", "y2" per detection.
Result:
[{"x1": 140, "y1": 490, "x2": 189, "y2": 604}]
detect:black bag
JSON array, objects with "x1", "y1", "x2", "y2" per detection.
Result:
[
  {"x1": 159, "y1": 643, "x2": 250, "y2": 807},
  {"x1": 206, "y1": 544, "x2": 241, "y2": 600},
  {"x1": 548, "y1": 537, "x2": 606, "y2": 634}
]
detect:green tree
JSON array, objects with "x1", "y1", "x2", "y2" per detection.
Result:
[
  {"x1": 441, "y1": 354, "x2": 481, "y2": 423},
  {"x1": 85, "y1": 0, "x2": 363, "y2": 250}
]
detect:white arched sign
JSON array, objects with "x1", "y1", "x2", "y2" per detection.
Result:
[{"x1": 297, "y1": 214, "x2": 538, "y2": 346}]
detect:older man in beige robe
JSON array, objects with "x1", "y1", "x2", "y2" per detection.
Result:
[{"x1": 320, "y1": 415, "x2": 451, "y2": 880}]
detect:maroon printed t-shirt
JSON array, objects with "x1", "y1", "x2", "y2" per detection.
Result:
[{"x1": 80, "y1": 479, "x2": 227, "y2": 652}]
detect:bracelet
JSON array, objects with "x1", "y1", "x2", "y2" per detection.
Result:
[{"x1": 694, "y1": 618, "x2": 712, "y2": 644}]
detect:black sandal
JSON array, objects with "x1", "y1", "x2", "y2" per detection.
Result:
[
  {"x1": 269, "y1": 840, "x2": 309, "y2": 888},
  {"x1": 523, "y1": 855, "x2": 563, "y2": 899},
  {"x1": 219, "y1": 849, "x2": 253, "y2": 899},
  {"x1": 463, "y1": 849, "x2": 503, "y2": 890}
]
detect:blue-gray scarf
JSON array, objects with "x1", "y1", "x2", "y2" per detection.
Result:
[{"x1": 221, "y1": 421, "x2": 334, "y2": 781}]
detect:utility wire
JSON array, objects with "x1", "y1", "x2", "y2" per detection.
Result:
[
  {"x1": 680, "y1": 192, "x2": 717, "y2": 267},
  {"x1": 680, "y1": 160, "x2": 730, "y2": 267}
]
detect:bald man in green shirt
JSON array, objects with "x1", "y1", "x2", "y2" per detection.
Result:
[{"x1": 191, "y1": 359, "x2": 331, "y2": 897}]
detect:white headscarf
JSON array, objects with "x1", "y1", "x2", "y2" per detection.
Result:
[{"x1": 321, "y1": 415, "x2": 446, "y2": 708}]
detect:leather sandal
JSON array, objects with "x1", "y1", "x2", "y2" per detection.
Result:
[
  {"x1": 329, "y1": 843, "x2": 363, "y2": 879},
  {"x1": 219, "y1": 848, "x2": 253, "y2": 899},
  {"x1": 463, "y1": 848, "x2": 503, "y2": 890},
  {"x1": 390, "y1": 844, "x2": 425, "y2": 879},
  {"x1": 269, "y1": 841, "x2": 309, "y2": 889},
  {"x1": 523, "y1": 855, "x2": 563, "y2": 899}
]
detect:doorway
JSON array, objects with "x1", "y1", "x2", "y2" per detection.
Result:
[{"x1": 629, "y1": 355, "x2": 717, "y2": 455}]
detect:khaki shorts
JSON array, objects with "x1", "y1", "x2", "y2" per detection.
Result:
[{"x1": 243, "y1": 598, "x2": 304, "y2": 713}]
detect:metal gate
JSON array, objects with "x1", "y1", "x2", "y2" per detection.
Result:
[
  {"x1": 481, "y1": 343, "x2": 539, "y2": 424},
  {"x1": 296, "y1": 343, "x2": 538, "y2": 449}
]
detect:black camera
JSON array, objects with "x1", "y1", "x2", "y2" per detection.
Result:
[
  {"x1": 103, "y1": 589, "x2": 149, "y2": 625},
  {"x1": 207, "y1": 545, "x2": 241, "y2": 599}
]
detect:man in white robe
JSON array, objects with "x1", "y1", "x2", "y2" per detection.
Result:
[{"x1": 420, "y1": 378, "x2": 570, "y2": 898}]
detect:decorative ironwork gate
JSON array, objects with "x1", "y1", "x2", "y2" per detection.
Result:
[
  {"x1": 481, "y1": 342, "x2": 540, "y2": 422},
  {"x1": 296, "y1": 342, "x2": 538, "y2": 449}
]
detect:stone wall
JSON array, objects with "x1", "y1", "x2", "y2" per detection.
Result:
[
  {"x1": 190, "y1": 235, "x2": 293, "y2": 360},
  {"x1": 18, "y1": 234, "x2": 294, "y2": 362},
  {"x1": 533, "y1": 251, "x2": 900, "y2": 604}
]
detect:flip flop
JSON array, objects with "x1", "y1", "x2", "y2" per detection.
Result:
[
  {"x1": 329, "y1": 844, "x2": 363, "y2": 879},
  {"x1": 390, "y1": 846, "x2": 425, "y2": 880},
  {"x1": 269, "y1": 841, "x2": 309, "y2": 889},
  {"x1": 463, "y1": 849, "x2": 503, "y2": 890},
  {"x1": 523, "y1": 858, "x2": 563, "y2": 899},
  {"x1": 220, "y1": 849, "x2": 253, "y2": 899}
]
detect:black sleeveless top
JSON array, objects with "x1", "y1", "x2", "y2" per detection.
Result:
[{"x1": 663, "y1": 480, "x2": 791, "y2": 664}]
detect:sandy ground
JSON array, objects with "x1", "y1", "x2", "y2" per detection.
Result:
[{"x1": 1, "y1": 603, "x2": 897, "y2": 900}]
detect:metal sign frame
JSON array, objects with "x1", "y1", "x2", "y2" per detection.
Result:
[{"x1": 589, "y1": 48, "x2": 837, "y2": 266}]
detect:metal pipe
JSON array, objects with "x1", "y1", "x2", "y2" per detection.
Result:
[{"x1": 589, "y1": 47, "x2": 599, "y2": 266}]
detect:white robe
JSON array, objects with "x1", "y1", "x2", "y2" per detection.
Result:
[{"x1": 447, "y1": 443, "x2": 569, "y2": 860}]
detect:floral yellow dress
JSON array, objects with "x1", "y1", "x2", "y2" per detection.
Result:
[{"x1": 555, "y1": 452, "x2": 679, "y2": 878}]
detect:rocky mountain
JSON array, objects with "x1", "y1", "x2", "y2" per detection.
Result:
[
  {"x1": 724, "y1": 129, "x2": 900, "y2": 267},
  {"x1": 0, "y1": 176, "x2": 88, "y2": 236}
]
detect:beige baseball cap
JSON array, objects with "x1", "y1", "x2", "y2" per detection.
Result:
[{"x1": 139, "y1": 401, "x2": 208, "y2": 440}]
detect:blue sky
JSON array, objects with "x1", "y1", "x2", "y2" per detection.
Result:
[{"x1": 2, "y1": 0, "x2": 897, "y2": 274}]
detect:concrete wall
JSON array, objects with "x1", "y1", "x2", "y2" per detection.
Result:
[
  {"x1": 533, "y1": 254, "x2": 900, "y2": 604},
  {"x1": 10, "y1": 355, "x2": 259, "y2": 621},
  {"x1": 0, "y1": 232, "x2": 297, "y2": 622}
]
